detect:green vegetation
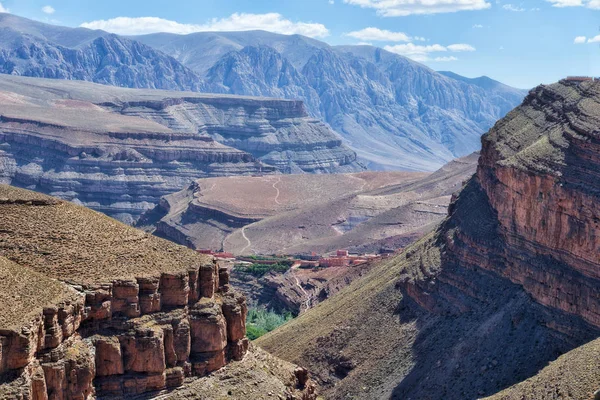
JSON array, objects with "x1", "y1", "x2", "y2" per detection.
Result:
[
  {"x1": 234, "y1": 260, "x2": 293, "y2": 277},
  {"x1": 246, "y1": 308, "x2": 294, "y2": 340}
]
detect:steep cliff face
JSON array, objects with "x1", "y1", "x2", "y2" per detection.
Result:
[
  {"x1": 404, "y1": 80, "x2": 600, "y2": 327},
  {"x1": 0, "y1": 74, "x2": 360, "y2": 222},
  {"x1": 257, "y1": 80, "x2": 600, "y2": 399},
  {"x1": 0, "y1": 185, "x2": 317, "y2": 400}
]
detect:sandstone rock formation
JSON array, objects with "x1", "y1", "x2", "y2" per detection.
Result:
[
  {"x1": 257, "y1": 80, "x2": 600, "y2": 399},
  {"x1": 0, "y1": 185, "x2": 316, "y2": 399},
  {"x1": 0, "y1": 74, "x2": 361, "y2": 223}
]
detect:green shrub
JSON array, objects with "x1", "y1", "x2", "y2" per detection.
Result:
[
  {"x1": 246, "y1": 308, "x2": 294, "y2": 340},
  {"x1": 234, "y1": 262, "x2": 292, "y2": 277}
]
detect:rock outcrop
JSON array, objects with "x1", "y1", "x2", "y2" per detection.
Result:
[
  {"x1": 257, "y1": 80, "x2": 600, "y2": 399},
  {"x1": 0, "y1": 74, "x2": 361, "y2": 223},
  {"x1": 0, "y1": 185, "x2": 316, "y2": 399},
  {"x1": 400, "y1": 79, "x2": 600, "y2": 328}
]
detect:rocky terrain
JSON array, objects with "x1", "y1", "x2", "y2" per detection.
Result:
[
  {"x1": 137, "y1": 32, "x2": 527, "y2": 170},
  {"x1": 141, "y1": 154, "x2": 476, "y2": 315},
  {"x1": 0, "y1": 13, "x2": 203, "y2": 91},
  {"x1": 0, "y1": 185, "x2": 317, "y2": 400},
  {"x1": 257, "y1": 79, "x2": 600, "y2": 399},
  {"x1": 139, "y1": 153, "x2": 477, "y2": 255},
  {"x1": 0, "y1": 14, "x2": 525, "y2": 171},
  {"x1": 0, "y1": 74, "x2": 360, "y2": 222}
]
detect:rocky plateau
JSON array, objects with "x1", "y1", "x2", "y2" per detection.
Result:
[{"x1": 0, "y1": 74, "x2": 360, "y2": 223}]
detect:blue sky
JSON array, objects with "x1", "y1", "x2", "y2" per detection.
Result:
[{"x1": 2, "y1": 0, "x2": 599, "y2": 88}]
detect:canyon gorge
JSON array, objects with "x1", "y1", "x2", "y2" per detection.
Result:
[
  {"x1": 0, "y1": 74, "x2": 360, "y2": 223},
  {"x1": 257, "y1": 79, "x2": 600, "y2": 399}
]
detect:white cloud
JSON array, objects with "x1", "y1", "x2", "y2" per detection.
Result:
[
  {"x1": 473, "y1": 24, "x2": 484, "y2": 28},
  {"x1": 42, "y1": 5, "x2": 55, "y2": 14},
  {"x1": 384, "y1": 42, "x2": 474, "y2": 62},
  {"x1": 80, "y1": 13, "x2": 330, "y2": 38},
  {"x1": 346, "y1": 27, "x2": 413, "y2": 42},
  {"x1": 343, "y1": 0, "x2": 491, "y2": 16},
  {"x1": 434, "y1": 56, "x2": 459, "y2": 62},
  {"x1": 587, "y1": 35, "x2": 600, "y2": 43},
  {"x1": 503, "y1": 4, "x2": 525, "y2": 11},
  {"x1": 574, "y1": 36, "x2": 587, "y2": 43},
  {"x1": 546, "y1": 0, "x2": 600, "y2": 8},
  {"x1": 0, "y1": 2, "x2": 8, "y2": 13},
  {"x1": 329, "y1": 0, "x2": 335, "y2": 4},
  {"x1": 447, "y1": 43, "x2": 476, "y2": 52}
]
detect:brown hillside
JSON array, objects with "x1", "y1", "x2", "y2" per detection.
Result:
[
  {"x1": 258, "y1": 80, "x2": 600, "y2": 399},
  {"x1": 0, "y1": 185, "x2": 316, "y2": 399},
  {"x1": 141, "y1": 153, "x2": 477, "y2": 255}
]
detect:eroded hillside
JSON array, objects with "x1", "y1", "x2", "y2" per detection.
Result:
[
  {"x1": 140, "y1": 153, "x2": 477, "y2": 255},
  {"x1": 0, "y1": 185, "x2": 316, "y2": 400},
  {"x1": 257, "y1": 80, "x2": 600, "y2": 399},
  {"x1": 0, "y1": 74, "x2": 361, "y2": 223}
]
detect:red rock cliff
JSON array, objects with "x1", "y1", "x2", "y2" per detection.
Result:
[
  {"x1": 0, "y1": 186, "x2": 249, "y2": 400},
  {"x1": 401, "y1": 80, "x2": 600, "y2": 333}
]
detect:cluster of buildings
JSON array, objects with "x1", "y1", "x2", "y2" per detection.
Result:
[
  {"x1": 197, "y1": 248, "x2": 395, "y2": 269},
  {"x1": 317, "y1": 249, "x2": 384, "y2": 268}
]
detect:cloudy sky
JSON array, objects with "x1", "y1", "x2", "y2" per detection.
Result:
[{"x1": 1, "y1": 0, "x2": 599, "y2": 88}]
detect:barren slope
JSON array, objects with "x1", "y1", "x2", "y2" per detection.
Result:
[
  {"x1": 258, "y1": 80, "x2": 600, "y2": 399},
  {"x1": 0, "y1": 185, "x2": 317, "y2": 400},
  {"x1": 142, "y1": 153, "x2": 477, "y2": 255}
]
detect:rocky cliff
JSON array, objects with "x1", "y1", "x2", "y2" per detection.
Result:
[
  {"x1": 0, "y1": 185, "x2": 316, "y2": 400},
  {"x1": 0, "y1": 13, "x2": 203, "y2": 92},
  {"x1": 257, "y1": 80, "x2": 600, "y2": 399},
  {"x1": 0, "y1": 74, "x2": 360, "y2": 222}
]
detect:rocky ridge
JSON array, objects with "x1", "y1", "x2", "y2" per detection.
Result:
[
  {"x1": 0, "y1": 185, "x2": 316, "y2": 399},
  {"x1": 137, "y1": 31, "x2": 527, "y2": 170},
  {"x1": 257, "y1": 80, "x2": 600, "y2": 399}
]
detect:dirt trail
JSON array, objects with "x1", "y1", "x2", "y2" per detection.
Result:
[
  {"x1": 240, "y1": 226, "x2": 252, "y2": 254},
  {"x1": 291, "y1": 266, "x2": 311, "y2": 312},
  {"x1": 273, "y1": 176, "x2": 282, "y2": 205}
]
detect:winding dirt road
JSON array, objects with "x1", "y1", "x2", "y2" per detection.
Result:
[
  {"x1": 273, "y1": 176, "x2": 282, "y2": 205},
  {"x1": 291, "y1": 266, "x2": 312, "y2": 312},
  {"x1": 240, "y1": 226, "x2": 252, "y2": 254}
]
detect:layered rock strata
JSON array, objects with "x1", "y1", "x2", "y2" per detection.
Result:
[
  {"x1": 0, "y1": 186, "x2": 250, "y2": 399},
  {"x1": 400, "y1": 80, "x2": 600, "y2": 328},
  {"x1": 0, "y1": 75, "x2": 361, "y2": 222}
]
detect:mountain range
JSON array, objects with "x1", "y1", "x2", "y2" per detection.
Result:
[{"x1": 0, "y1": 13, "x2": 527, "y2": 171}]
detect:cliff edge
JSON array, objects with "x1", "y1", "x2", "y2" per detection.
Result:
[
  {"x1": 257, "y1": 80, "x2": 600, "y2": 399},
  {"x1": 0, "y1": 185, "x2": 316, "y2": 400}
]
